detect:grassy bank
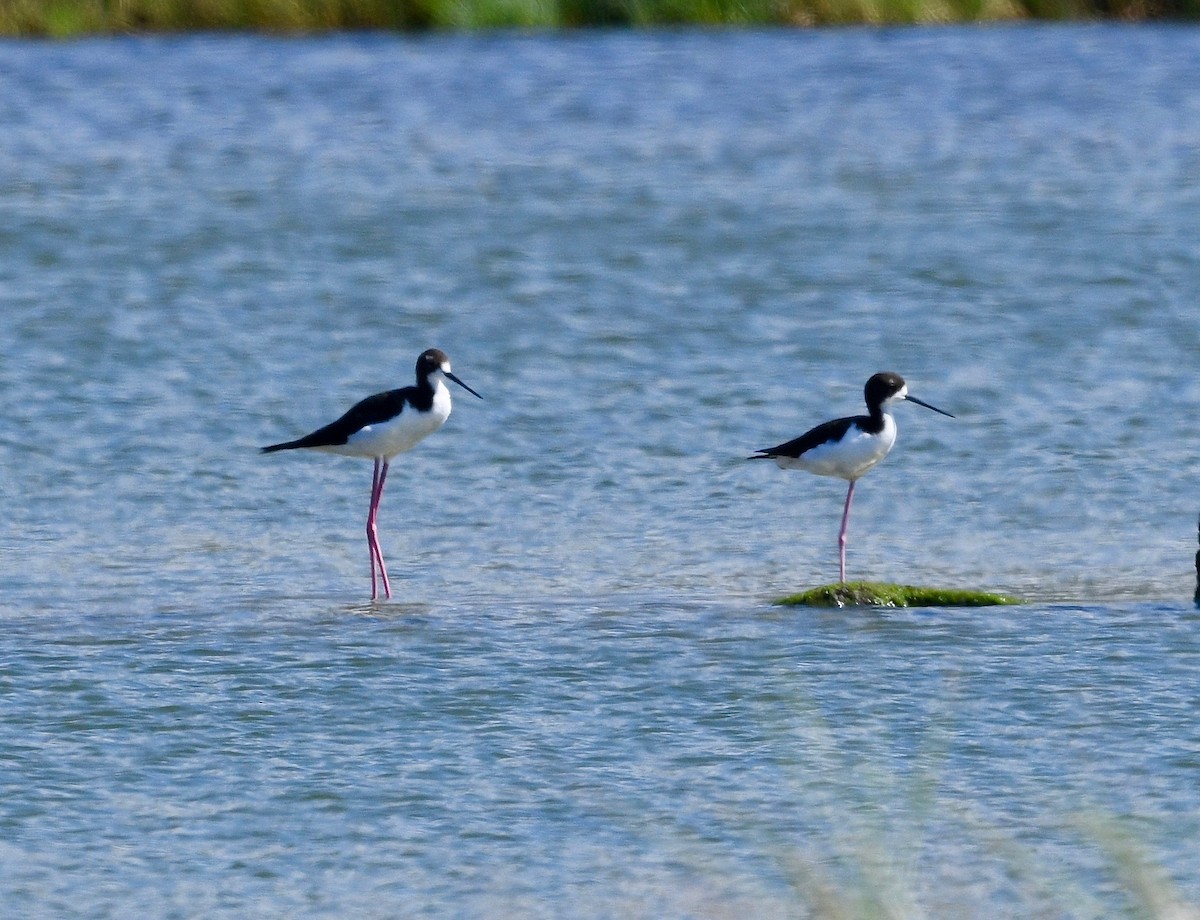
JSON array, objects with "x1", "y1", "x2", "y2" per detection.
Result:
[{"x1": 1, "y1": 0, "x2": 1197, "y2": 35}]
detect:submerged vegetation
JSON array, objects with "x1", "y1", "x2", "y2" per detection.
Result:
[
  {"x1": 0, "y1": 0, "x2": 1197, "y2": 34},
  {"x1": 777, "y1": 581, "x2": 1023, "y2": 607}
]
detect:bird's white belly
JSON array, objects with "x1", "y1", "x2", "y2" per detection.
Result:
[{"x1": 776, "y1": 421, "x2": 896, "y2": 481}]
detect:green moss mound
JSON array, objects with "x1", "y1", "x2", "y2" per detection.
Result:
[{"x1": 776, "y1": 581, "x2": 1023, "y2": 608}]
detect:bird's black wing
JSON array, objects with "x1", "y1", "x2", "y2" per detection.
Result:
[
  {"x1": 748, "y1": 416, "x2": 858, "y2": 460},
  {"x1": 261, "y1": 388, "x2": 412, "y2": 453}
]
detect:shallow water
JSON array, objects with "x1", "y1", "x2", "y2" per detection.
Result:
[{"x1": 2, "y1": 25, "x2": 1200, "y2": 917}]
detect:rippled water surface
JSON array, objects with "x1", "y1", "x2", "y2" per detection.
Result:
[{"x1": 2, "y1": 26, "x2": 1200, "y2": 917}]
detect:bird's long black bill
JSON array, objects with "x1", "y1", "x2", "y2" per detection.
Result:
[
  {"x1": 906, "y1": 395, "x2": 955, "y2": 418},
  {"x1": 447, "y1": 372, "x2": 483, "y2": 399}
]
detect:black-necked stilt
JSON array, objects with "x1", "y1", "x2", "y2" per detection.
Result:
[
  {"x1": 262, "y1": 348, "x2": 481, "y2": 600},
  {"x1": 749, "y1": 372, "x2": 953, "y2": 583}
]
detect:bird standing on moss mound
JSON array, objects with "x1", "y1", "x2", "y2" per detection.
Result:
[{"x1": 750, "y1": 372, "x2": 954, "y2": 583}]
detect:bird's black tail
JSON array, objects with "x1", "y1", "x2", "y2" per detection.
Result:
[
  {"x1": 261, "y1": 427, "x2": 348, "y2": 453},
  {"x1": 260, "y1": 438, "x2": 315, "y2": 454}
]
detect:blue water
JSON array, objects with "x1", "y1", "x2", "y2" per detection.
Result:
[{"x1": 2, "y1": 25, "x2": 1200, "y2": 917}]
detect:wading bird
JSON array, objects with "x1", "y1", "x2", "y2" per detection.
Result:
[
  {"x1": 750, "y1": 372, "x2": 953, "y2": 583},
  {"x1": 262, "y1": 348, "x2": 481, "y2": 600}
]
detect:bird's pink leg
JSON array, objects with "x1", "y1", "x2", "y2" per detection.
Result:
[
  {"x1": 838, "y1": 479, "x2": 856, "y2": 583},
  {"x1": 368, "y1": 460, "x2": 392, "y2": 599},
  {"x1": 367, "y1": 458, "x2": 383, "y2": 600}
]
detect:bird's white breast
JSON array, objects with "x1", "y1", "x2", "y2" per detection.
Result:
[
  {"x1": 338, "y1": 382, "x2": 452, "y2": 459},
  {"x1": 775, "y1": 415, "x2": 897, "y2": 481}
]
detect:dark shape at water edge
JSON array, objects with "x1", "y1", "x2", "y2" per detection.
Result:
[
  {"x1": 1194, "y1": 514, "x2": 1200, "y2": 607},
  {"x1": 776, "y1": 582, "x2": 1023, "y2": 608}
]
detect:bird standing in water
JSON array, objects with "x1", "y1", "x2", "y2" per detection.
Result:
[
  {"x1": 750, "y1": 372, "x2": 953, "y2": 583},
  {"x1": 262, "y1": 348, "x2": 481, "y2": 600}
]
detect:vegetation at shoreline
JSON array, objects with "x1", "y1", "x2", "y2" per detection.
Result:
[{"x1": 0, "y1": 0, "x2": 1197, "y2": 35}]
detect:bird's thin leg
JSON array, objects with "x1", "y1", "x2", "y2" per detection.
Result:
[
  {"x1": 838, "y1": 479, "x2": 856, "y2": 583},
  {"x1": 372, "y1": 460, "x2": 392, "y2": 599},
  {"x1": 367, "y1": 458, "x2": 383, "y2": 600}
]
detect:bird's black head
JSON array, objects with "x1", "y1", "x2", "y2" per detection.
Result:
[
  {"x1": 416, "y1": 348, "x2": 482, "y2": 399},
  {"x1": 865, "y1": 371, "x2": 954, "y2": 418},
  {"x1": 864, "y1": 372, "x2": 907, "y2": 409},
  {"x1": 416, "y1": 348, "x2": 451, "y2": 380}
]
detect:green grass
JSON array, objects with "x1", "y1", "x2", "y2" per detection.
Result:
[
  {"x1": 0, "y1": 0, "x2": 1198, "y2": 34},
  {"x1": 776, "y1": 580, "x2": 1023, "y2": 608}
]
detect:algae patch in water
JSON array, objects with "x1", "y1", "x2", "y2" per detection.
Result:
[{"x1": 776, "y1": 581, "x2": 1023, "y2": 608}]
